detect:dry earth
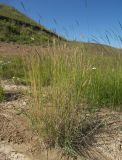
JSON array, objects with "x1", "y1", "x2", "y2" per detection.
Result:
[{"x1": 0, "y1": 42, "x2": 61, "y2": 56}]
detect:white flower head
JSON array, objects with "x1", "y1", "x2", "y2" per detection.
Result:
[
  {"x1": 92, "y1": 67, "x2": 96, "y2": 70},
  {"x1": 31, "y1": 37, "x2": 35, "y2": 41},
  {"x1": 7, "y1": 61, "x2": 11, "y2": 64}
]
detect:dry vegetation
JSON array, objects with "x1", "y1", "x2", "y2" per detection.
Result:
[
  {"x1": 24, "y1": 45, "x2": 122, "y2": 159},
  {"x1": 0, "y1": 43, "x2": 121, "y2": 160}
]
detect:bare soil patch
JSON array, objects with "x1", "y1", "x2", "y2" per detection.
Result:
[{"x1": 0, "y1": 42, "x2": 51, "y2": 56}]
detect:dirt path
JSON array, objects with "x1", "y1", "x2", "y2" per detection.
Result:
[{"x1": 0, "y1": 80, "x2": 122, "y2": 160}]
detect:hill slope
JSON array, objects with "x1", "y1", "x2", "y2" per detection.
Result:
[
  {"x1": 0, "y1": 3, "x2": 65, "y2": 45},
  {"x1": 0, "y1": 3, "x2": 121, "y2": 54}
]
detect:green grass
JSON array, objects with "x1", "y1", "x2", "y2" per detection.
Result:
[
  {"x1": 0, "y1": 3, "x2": 65, "y2": 45},
  {"x1": 0, "y1": 3, "x2": 41, "y2": 26},
  {"x1": 27, "y1": 48, "x2": 122, "y2": 110},
  {"x1": 0, "y1": 44, "x2": 121, "y2": 159},
  {"x1": 0, "y1": 19, "x2": 54, "y2": 45},
  {"x1": 0, "y1": 43, "x2": 121, "y2": 158},
  {"x1": 0, "y1": 55, "x2": 26, "y2": 84},
  {"x1": 0, "y1": 18, "x2": 64, "y2": 45},
  {"x1": 23, "y1": 45, "x2": 122, "y2": 158}
]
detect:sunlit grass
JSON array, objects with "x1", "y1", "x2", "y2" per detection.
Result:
[
  {"x1": 0, "y1": 36, "x2": 121, "y2": 159},
  {"x1": 0, "y1": 42, "x2": 121, "y2": 158},
  {"x1": 26, "y1": 46, "x2": 122, "y2": 110},
  {"x1": 23, "y1": 45, "x2": 122, "y2": 158}
]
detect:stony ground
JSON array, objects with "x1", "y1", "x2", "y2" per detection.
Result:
[{"x1": 0, "y1": 80, "x2": 121, "y2": 160}]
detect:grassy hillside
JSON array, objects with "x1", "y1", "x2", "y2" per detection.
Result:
[
  {"x1": 0, "y1": 3, "x2": 39, "y2": 25},
  {"x1": 0, "y1": 3, "x2": 121, "y2": 52},
  {"x1": 0, "y1": 3, "x2": 65, "y2": 45}
]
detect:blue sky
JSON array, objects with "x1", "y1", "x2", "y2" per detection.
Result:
[{"x1": 0, "y1": 0, "x2": 122, "y2": 47}]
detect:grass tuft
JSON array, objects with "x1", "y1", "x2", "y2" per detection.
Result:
[{"x1": 24, "y1": 45, "x2": 122, "y2": 158}]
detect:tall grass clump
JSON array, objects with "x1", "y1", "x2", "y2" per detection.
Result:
[{"x1": 24, "y1": 45, "x2": 122, "y2": 158}]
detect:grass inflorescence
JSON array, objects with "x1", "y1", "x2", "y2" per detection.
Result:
[
  {"x1": 0, "y1": 43, "x2": 122, "y2": 158},
  {"x1": 24, "y1": 44, "x2": 122, "y2": 158}
]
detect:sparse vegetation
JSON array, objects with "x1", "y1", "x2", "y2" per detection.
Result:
[{"x1": 23, "y1": 45, "x2": 122, "y2": 158}]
